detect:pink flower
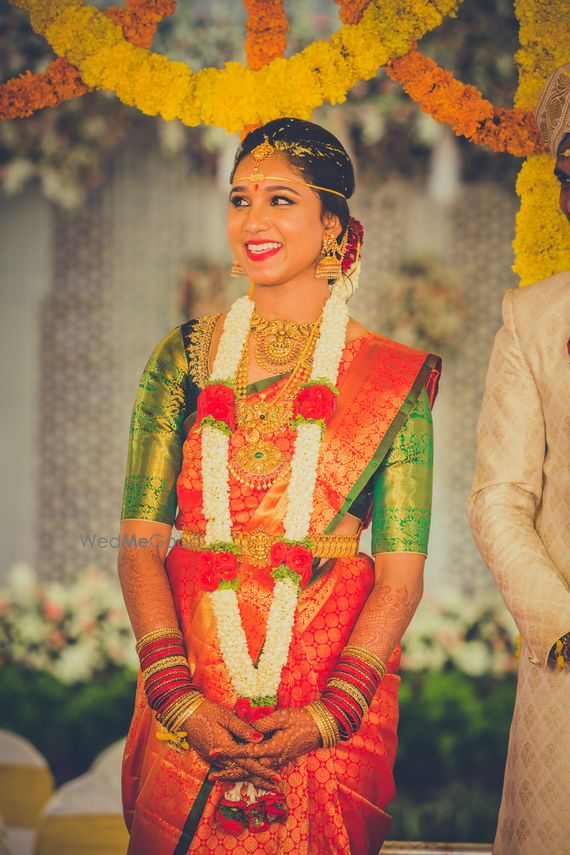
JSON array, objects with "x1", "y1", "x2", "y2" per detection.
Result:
[{"x1": 41, "y1": 600, "x2": 65, "y2": 622}]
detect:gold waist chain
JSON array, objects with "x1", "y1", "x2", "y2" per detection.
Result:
[{"x1": 180, "y1": 527, "x2": 360, "y2": 567}]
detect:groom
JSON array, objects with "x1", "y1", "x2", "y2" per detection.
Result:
[{"x1": 467, "y1": 64, "x2": 570, "y2": 855}]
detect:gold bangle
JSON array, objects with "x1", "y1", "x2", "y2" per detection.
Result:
[
  {"x1": 167, "y1": 696, "x2": 206, "y2": 731},
  {"x1": 344, "y1": 646, "x2": 387, "y2": 679},
  {"x1": 136, "y1": 626, "x2": 183, "y2": 654},
  {"x1": 306, "y1": 700, "x2": 339, "y2": 748},
  {"x1": 327, "y1": 678, "x2": 369, "y2": 715},
  {"x1": 159, "y1": 691, "x2": 204, "y2": 730},
  {"x1": 158, "y1": 690, "x2": 201, "y2": 723},
  {"x1": 142, "y1": 655, "x2": 189, "y2": 682}
]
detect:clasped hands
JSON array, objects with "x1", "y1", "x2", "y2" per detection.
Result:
[{"x1": 183, "y1": 700, "x2": 321, "y2": 791}]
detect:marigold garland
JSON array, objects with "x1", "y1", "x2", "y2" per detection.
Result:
[
  {"x1": 386, "y1": 46, "x2": 545, "y2": 156},
  {"x1": 243, "y1": 0, "x2": 288, "y2": 71},
  {"x1": 513, "y1": 157, "x2": 570, "y2": 287},
  {"x1": 335, "y1": 0, "x2": 373, "y2": 25},
  {"x1": 0, "y1": 0, "x2": 175, "y2": 120},
  {"x1": 9, "y1": 0, "x2": 462, "y2": 133},
  {"x1": 513, "y1": 0, "x2": 570, "y2": 286}
]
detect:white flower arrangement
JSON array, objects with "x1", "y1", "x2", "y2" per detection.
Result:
[{"x1": 198, "y1": 290, "x2": 349, "y2": 702}]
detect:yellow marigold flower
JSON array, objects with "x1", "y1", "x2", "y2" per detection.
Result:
[
  {"x1": 514, "y1": 157, "x2": 570, "y2": 287},
  {"x1": 18, "y1": 0, "x2": 462, "y2": 132}
]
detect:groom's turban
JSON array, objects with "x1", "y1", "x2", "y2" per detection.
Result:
[{"x1": 535, "y1": 63, "x2": 570, "y2": 155}]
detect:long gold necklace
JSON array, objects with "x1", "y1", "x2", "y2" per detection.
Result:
[
  {"x1": 228, "y1": 314, "x2": 322, "y2": 491},
  {"x1": 250, "y1": 310, "x2": 317, "y2": 373}
]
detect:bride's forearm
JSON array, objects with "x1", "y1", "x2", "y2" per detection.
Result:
[{"x1": 347, "y1": 553, "x2": 425, "y2": 662}]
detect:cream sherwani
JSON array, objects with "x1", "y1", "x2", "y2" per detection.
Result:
[{"x1": 467, "y1": 271, "x2": 570, "y2": 855}]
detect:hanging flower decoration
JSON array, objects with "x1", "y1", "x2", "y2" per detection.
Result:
[
  {"x1": 386, "y1": 46, "x2": 546, "y2": 156},
  {"x1": 4, "y1": 0, "x2": 462, "y2": 131},
  {"x1": 513, "y1": 0, "x2": 570, "y2": 286},
  {"x1": 243, "y1": 0, "x2": 288, "y2": 71},
  {"x1": 335, "y1": 0, "x2": 372, "y2": 24},
  {"x1": 0, "y1": 0, "x2": 175, "y2": 120},
  {"x1": 513, "y1": 156, "x2": 570, "y2": 287}
]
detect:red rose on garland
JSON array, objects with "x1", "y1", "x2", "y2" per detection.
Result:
[
  {"x1": 216, "y1": 552, "x2": 238, "y2": 581},
  {"x1": 200, "y1": 553, "x2": 221, "y2": 591},
  {"x1": 270, "y1": 542, "x2": 313, "y2": 587},
  {"x1": 293, "y1": 384, "x2": 337, "y2": 424},
  {"x1": 269, "y1": 541, "x2": 288, "y2": 566},
  {"x1": 197, "y1": 384, "x2": 236, "y2": 430},
  {"x1": 288, "y1": 545, "x2": 313, "y2": 587}
]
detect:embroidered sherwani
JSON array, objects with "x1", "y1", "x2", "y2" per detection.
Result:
[
  {"x1": 120, "y1": 316, "x2": 440, "y2": 854},
  {"x1": 466, "y1": 271, "x2": 570, "y2": 855}
]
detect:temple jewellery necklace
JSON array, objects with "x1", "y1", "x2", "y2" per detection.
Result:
[
  {"x1": 228, "y1": 314, "x2": 323, "y2": 491},
  {"x1": 250, "y1": 310, "x2": 317, "y2": 373}
]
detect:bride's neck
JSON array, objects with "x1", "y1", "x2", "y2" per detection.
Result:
[{"x1": 252, "y1": 278, "x2": 329, "y2": 324}]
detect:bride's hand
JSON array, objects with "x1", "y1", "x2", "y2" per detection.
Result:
[
  {"x1": 183, "y1": 700, "x2": 280, "y2": 791},
  {"x1": 208, "y1": 708, "x2": 321, "y2": 776}
]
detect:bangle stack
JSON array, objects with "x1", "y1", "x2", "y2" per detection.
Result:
[
  {"x1": 306, "y1": 700, "x2": 340, "y2": 748},
  {"x1": 136, "y1": 627, "x2": 205, "y2": 749},
  {"x1": 319, "y1": 645, "x2": 386, "y2": 742}
]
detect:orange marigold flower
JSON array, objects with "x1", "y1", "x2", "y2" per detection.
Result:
[
  {"x1": 243, "y1": 0, "x2": 288, "y2": 72},
  {"x1": 0, "y1": 0, "x2": 175, "y2": 120},
  {"x1": 335, "y1": 0, "x2": 373, "y2": 25},
  {"x1": 386, "y1": 46, "x2": 546, "y2": 157}
]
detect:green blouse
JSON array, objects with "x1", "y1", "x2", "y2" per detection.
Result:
[{"x1": 120, "y1": 325, "x2": 434, "y2": 555}]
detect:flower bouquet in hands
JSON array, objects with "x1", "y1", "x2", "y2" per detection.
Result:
[{"x1": 214, "y1": 696, "x2": 288, "y2": 835}]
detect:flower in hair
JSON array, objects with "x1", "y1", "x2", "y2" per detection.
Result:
[{"x1": 342, "y1": 217, "x2": 364, "y2": 273}]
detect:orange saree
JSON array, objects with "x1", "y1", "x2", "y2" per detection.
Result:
[{"x1": 121, "y1": 331, "x2": 440, "y2": 855}]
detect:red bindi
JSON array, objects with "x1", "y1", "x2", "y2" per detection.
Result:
[{"x1": 254, "y1": 183, "x2": 259, "y2": 191}]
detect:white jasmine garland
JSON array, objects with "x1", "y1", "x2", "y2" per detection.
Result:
[
  {"x1": 209, "y1": 578, "x2": 298, "y2": 698},
  {"x1": 201, "y1": 425, "x2": 232, "y2": 545},
  {"x1": 282, "y1": 422, "x2": 322, "y2": 540},
  {"x1": 199, "y1": 288, "x2": 349, "y2": 700},
  {"x1": 210, "y1": 296, "x2": 254, "y2": 380}
]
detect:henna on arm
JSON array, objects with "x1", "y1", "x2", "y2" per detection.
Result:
[
  {"x1": 347, "y1": 553, "x2": 425, "y2": 662},
  {"x1": 117, "y1": 519, "x2": 179, "y2": 638}
]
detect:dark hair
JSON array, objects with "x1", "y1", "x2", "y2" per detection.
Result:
[{"x1": 230, "y1": 118, "x2": 355, "y2": 235}]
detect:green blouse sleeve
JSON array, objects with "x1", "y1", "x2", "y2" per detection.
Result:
[
  {"x1": 120, "y1": 326, "x2": 188, "y2": 525},
  {"x1": 370, "y1": 386, "x2": 434, "y2": 555}
]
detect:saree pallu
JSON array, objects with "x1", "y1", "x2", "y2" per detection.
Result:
[{"x1": 122, "y1": 333, "x2": 440, "y2": 855}]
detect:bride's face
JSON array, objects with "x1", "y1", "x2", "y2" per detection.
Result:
[{"x1": 227, "y1": 152, "x2": 339, "y2": 288}]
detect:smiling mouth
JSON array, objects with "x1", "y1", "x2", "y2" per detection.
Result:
[{"x1": 244, "y1": 241, "x2": 283, "y2": 261}]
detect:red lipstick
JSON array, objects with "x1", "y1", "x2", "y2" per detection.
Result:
[{"x1": 244, "y1": 241, "x2": 283, "y2": 262}]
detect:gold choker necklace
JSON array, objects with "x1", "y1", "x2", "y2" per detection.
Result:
[{"x1": 250, "y1": 310, "x2": 318, "y2": 373}]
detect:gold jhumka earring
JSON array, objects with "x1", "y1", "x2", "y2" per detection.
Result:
[
  {"x1": 315, "y1": 229, "x2": 348, "y2": 280},
  {"x1": 231, "y1": 260, "x2": 247, "y2": 277}
]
